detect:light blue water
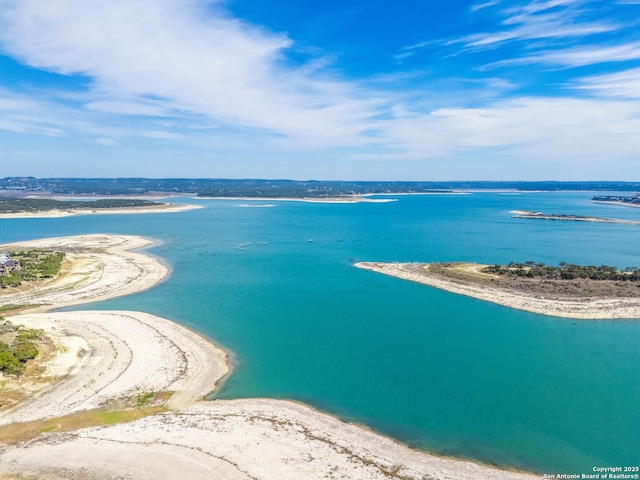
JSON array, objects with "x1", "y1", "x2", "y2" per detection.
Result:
[{"x1": 2, "y1": 192, "x2": 639, "y2": 474}]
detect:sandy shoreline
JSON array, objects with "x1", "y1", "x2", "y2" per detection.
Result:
[
  {"x1": 195, "y1": 195, "x2": 396, "y2": 203},
  {"x1": 0, "y1": 203, "x2": 202, "y2": 218},
  {"x1": 592, "y1": 200, "x2": 640, "y2": 209},
  {"x1": 355, "y1": 262, "x2": 640, "y2": 319},
  {"x1": 1, "y1": 235, "x2": 540, "y2": 479}
]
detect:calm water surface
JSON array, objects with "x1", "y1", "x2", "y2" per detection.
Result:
[{"x1": 2, "y1": 192, "x2": 639, "y2": 474}]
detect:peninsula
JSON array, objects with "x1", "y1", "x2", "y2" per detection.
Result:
[
  {"x1": 592, "y1": 195, "x2": 640, "y2": 208},
  {"x1": 0, "y1": 235, "x2": 538, "y2": 480},
  {"x1": 0, "y1": 197, "x2": 201, "y2": 218},
  {"x1": 510, "y1": 210, "x2": 640, "y2": 225},
  {"x1": 355, "y1": 261, "x2": 640, "y2": 319}
]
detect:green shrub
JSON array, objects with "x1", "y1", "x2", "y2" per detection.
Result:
[
  {"x1": 0, "y1": 347, "x2": 24, "y2": 375},
  {"x1": 13, "y1": 341, "x2": 39, "y2": 362}
]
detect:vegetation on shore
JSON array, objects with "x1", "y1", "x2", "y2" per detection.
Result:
[
  {"x1": 0, "y1": 402, "x2": 168, "y2": 445},
  {"x1": 0, "y1": 319, "x2": 44, "y2": 375},
  {"x1": 423, "y1": 262, "x2": 640, "y2": 298},
  {"x1": 0, "y1": 250, "x2": 65, "y2": 288},
  {"x1": 0, "y1": 197, "x2": 160, "y2": 214},
  {"x1": 483, "y1": 261, "x2": 640, "y2": 281},
  {"x1": 592, "y1": 195, "x2": 640, "y2": 206}
]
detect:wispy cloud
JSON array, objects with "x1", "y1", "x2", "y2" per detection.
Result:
[
  {"x1": 453, "y1": 0, "x2": 619, "y2": 50},
  {"x1": 85, "y1": 100, "x2": 171, "y2": 117},
  {"x1": 0, "y1": 0, "x2": 385, "y2": 148},
  {"x1": 470, "y1": 1, "x2": 500, "y2": 13},
  {"x1": 481, "y1": 41, "x2": 640, "y2": 69},
  {"x1": 143, "y1": 130, "x2": 186, "y2": 140},
  {"x1": 0, "y1": 89, "x2": 66, "y2": 135},
  {"x1": 95, "y1": 137, "x2": 118, "y2": 146},
  {"x1": 0, "y1": 1, "x2": 639, "y2": 179},
  {"x1": 574, "y1": 67, "x2": 640, "y2": 98}
]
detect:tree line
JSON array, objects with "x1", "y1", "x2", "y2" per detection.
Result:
[
  {"x1": 483, "y1": 262, "x2": 640, "y2": 281},
  {"x1": 0, "y1": 198, "x2": 158, "y2": 213}
]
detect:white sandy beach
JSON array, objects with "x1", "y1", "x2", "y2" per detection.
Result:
[
  {"x1": 0, "y1": 399, "x2": 538, "y2": 480},
  {"x1": 0, "y1": 203, "x2": 202, "y2": 219},
  {"x1": 355, "y1": 261, "x2": 640, "y2": 319},
  {"x1": 592, "y1": 200, "x2": 640, "y2": 209},
  {"x1": 1, "y1": 235, "x2": 540, "y2": 479},
  {"x1": 195, "y1": 195, "x2": 396, "y2": 203}
]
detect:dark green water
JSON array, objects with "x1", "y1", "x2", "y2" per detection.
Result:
[{"x1": 3, "y1": 191, "x2": 639, "y2": 474}]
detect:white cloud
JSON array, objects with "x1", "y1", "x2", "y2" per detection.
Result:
[
  {"x1": 470, "y1": 1, "x2": 500, "y2": 13},
  {"x1": 85, "y1": 100, "x2": 170, "y2": 117},
  {"x1": 143, "y1": 130, "x2": 186, "y2": 140},
  {"x1": 0, "y1": 0, "x2": 383, "y2": 148},
  {"x1": 0, "y1": 1, "x2": 639, "y2": 179},
  {"x1": 481, "y1": 41, "x2": 640, "y2": 69},
  {"x1": 374, "y1": 96, "x2": 640, "y2": 168},
  {"x1": 95, "y1": 137, "x2": 118, "y2": 146},
  {"x1": 453, "y1": 0, "x2": 619, "y2": 50},
  {"x1": 574, "y1": 67, "x2": 640, "y2": 98}
]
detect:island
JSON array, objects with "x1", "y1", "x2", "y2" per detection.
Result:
[
  {"x1": 0, "y1": 235, "x2": 538, "y2": 480},
  {"x1": 510, "y1": 209, "x2": 640, "y2": 225},
  {"x1": 355, "y1": 261, "x2": 640, "y2": 319}
]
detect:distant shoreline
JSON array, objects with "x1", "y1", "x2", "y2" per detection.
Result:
[{"x1": 355, "y1": 261, "x2": 640, "y2": 319}]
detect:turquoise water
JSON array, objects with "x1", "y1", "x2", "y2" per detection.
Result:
[{"x1": 2, "y1": 192, "x2": 640, "y2": 473}]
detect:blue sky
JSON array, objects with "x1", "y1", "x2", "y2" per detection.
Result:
[{"x1": 1, "y1": 0, "x2": 639, "y2": 180}]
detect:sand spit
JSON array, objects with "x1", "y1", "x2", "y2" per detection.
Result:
[
  {"x1": 0, "y1": 311, "x2": 228, "y2": 425},
  {"x1": 0, "y1": 235, "x2": 539, "y2": 479},
  {"x1": 0, "y1": 234, "x2": 167, "y2": 312},
  {"x1": 355, "y1": 262, "x2": 640, "y2": 319},
  {"x1": 510, "y1": 209, "x2": 640, "y2": 225},
  {"x1": 0, "y1": 203, "x2": 202, "y2": 218}
]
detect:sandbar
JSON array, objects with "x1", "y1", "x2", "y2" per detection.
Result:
[
  {"x1": 1, "y1": 235, "x2": 539, "y2": 479},
  {"x1": 355, "y1": 262, "x2": 640, "y2": 319}
]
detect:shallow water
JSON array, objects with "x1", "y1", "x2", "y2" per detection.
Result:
[{"x1": 3, "y1": 191, "x2": 640, "y2": 473}]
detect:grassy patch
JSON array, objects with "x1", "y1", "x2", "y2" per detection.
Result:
[
  {"x1": 0, "y1": 305, "x2": 26, "y2": 314},
  {"x1": 0, "y1": 405, "x2": 167, "y2": 445}
]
